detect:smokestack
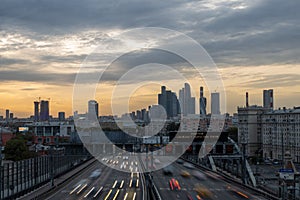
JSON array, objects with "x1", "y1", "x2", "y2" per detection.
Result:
[{"x1": 246, "y1": 92, "x2": 249, "y2": 107}]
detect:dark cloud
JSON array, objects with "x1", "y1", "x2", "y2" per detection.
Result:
[
  {"x1": 0, "y1": 57, "x2": 31, "y2": 66},
  {"x1": 0, "y1": 0, "x2": 187, "y2": 34},
  {"x1": 40, "y1": 54, "x2": 88, "y2": 64},
  {"x1": 0, "y1": 0, "x2": 299, "y2": 80},
  {"x1": 240, "y1": 74, "x2": 300, "y2": 88},
  {"x1": 20, "y1": 88, "x2": 38, "y2": 91},
  {"x1": 0, "y1": 69, "x2": 76, "y2": 85}
]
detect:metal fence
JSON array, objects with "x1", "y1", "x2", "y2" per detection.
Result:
[{"x1": 0, "y1": 154, "x2": 90, "y2": 200}]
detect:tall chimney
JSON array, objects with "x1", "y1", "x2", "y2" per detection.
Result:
[{"x1": 246, "y1": 92, "x2": 249, "y2": 107}]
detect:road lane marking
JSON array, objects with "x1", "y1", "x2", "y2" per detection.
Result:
[
  {"x1": 129, "y1": 179, "x2": 133, "y2": 187},
  {"x1": 93, "y1": 186, "x2": 103, "y2": 198},
  {"x1": 123, "y1": 192, "x2": 128, "y2": 200},
  {"x1": 133, "y1": 192, "x2": 136, "y2": 200},
  {"x1": 84, "y1": 187, "x2": 94, "y2": 198},
  {"x1": 136, "y1": 179, "x2": 139, "y2": 188},
  {"x1": 69, "y1": 184, "x2": 81, "y2": 195},
  {"x1": 77, "y1": 184, "x2": 88, "y2": 194},
  {"x1": 120, "y1": 180, "x2": 124, "y2": 189},
  {"x1": 104, "y1": 189, "x2": 112, "y2": 200},
  {"x1": 112, "y1": 180, "x2": 118, "y2": 188},
  {"x1": 113, "y1": 189, "x2": 120, "y2": 200}
]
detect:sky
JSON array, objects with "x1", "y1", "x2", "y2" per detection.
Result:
[{"x1": 0, "y1": 0, "x2": 299, "y2": 117}]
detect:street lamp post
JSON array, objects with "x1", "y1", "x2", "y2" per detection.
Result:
[
  {"x1": 50, "y1": 133, "x2": 59, "y2": 188},
  {"x1": 241, "y1": 132, "x2": 247, "y2": 185}
]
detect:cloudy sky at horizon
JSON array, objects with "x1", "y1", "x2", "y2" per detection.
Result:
[{"x1": 0, "y1": 0, "x2": 299, "y2": 117}]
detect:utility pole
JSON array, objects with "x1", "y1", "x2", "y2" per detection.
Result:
[
  {"x1": 0, "y1": 126, "x2": 2, "y2": 168},
  {"x1": 241, "y1": 132, "x2": 247, "y2": 185},
  {"x1": 0, "y1": 126, "x2": 2, "y2": 199},
  {"x1": 242, "y1": 142, "x2": 247, "y2": 184},
  {"x1": 281, "y1": 126, "x2": 284, "y2": 168}
]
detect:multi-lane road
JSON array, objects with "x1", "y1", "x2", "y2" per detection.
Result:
[
  {"x1": 45, "y1": 156, "x2": 144, "y2": 200},
  {"x1": 152, "y1": 160, "x2": 269, "y2": 200},
  {"x1": 43, "y1": 155, "x2": 270, "y2": 200}
]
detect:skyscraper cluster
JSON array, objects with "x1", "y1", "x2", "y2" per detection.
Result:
[{"x1": 158, "y1": 83, "x2": 221, "y2": 118}]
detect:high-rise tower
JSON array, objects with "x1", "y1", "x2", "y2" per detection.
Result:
[
  {"x1": 88, "y1": 100, "x2": 99, "y2": 120},
  {"x1": 199, "y1": 86, "x2": 207, "y2": 115},
  {"x1": 263, "y1": 89, "x2": 274, "y2": 110},
  {"x1": 179, "y1": 83, "x2": 195, "y2": 115},
  {"x1": 40, "y1": 100, "x2": 49, "y2": 121},
  {"x1": 34, "y1": 101, "x2": 40, "y2": 121},
  {"x1": 211, "y1": 92, "x2": 220, "y2": 115}
]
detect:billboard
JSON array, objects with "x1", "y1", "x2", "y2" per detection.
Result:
[
  {"x1": 18, "y1": 127, "x2": 29, "y2": 132},
  {"x1": 143, "y1": 136, "x2": 160, "y2": 144}
]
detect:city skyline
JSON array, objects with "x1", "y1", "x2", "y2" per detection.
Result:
[{"x1": 0, "y1": 86, "x2": 296, "y2": 119}]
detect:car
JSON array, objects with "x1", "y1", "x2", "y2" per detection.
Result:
[
  {"x1": 187, "y1": 193, "x2": 202, "y2": 200},
  {"x1": 264, "y1": 160, "x2": 272, "y2": 165},
  {"x1": 169, "y1": 178, "x2": 181, "y2": 190},
  {"x1": 183, "y1": 162, "x2": 195, "y2": 169},
  {"x1": 89, "y1": 169, "x2": 101, "y2": 179},
  {"x1": 192, "y1": 170, "x2": 207, "y2": 180},
  {"x1": 176, "y1": 159, "x2": 184, "y2": 164},
  {"x1": 194, "y1": 184, "x2": 212, "y2": 198},
  {"x1": 273, "y1": 159, "x2": 280, "y2": 165},
  {"x1": 181, "y1": 170, "x2": 191, "y2": 178},
  {"x1": 163, "y1": 166, "x2": 174, "y2": 175}
]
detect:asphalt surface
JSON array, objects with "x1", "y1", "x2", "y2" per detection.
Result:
[
  {"x1": 152, "y1": 161, "x2": 269, "y2": 200},
  {"x1": 40, "y1": 155, "x2": 272, "y2": 200},
  {"x1": 45, "y1": 156, "x2": 143, "y2": 200}
]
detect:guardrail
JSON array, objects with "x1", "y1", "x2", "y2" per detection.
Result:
[
  {"x1": 181, "y1": 157, "x2": 280, "y2": 200},
  {"x1": 146, "y1": 173, "x2": 162, "y2": 200},
  {"x1": 0, "y1": 154, "x2": 91, "y2": 200}
]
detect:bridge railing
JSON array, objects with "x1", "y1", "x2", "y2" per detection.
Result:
[{"x1": 0, "y1": 154, "x2": 90, "y2": 200}]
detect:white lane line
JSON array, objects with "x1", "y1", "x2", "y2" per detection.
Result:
[
  {"x1": 120, "y1": 180, "x2": 124, "y2": 189},
  {"x1": 69, "y1": 184, "x2": 81, "y2": 195},
  {"x1": 113, "y1": 189, "x2": 120, "y2": 200},
  {"x1": 132, "y1": 192, "x2": 136, "y2": 200},
  {"x1": 84, "y1": 187, "x2": 95, "y2": 198},
  {"x1": 93, "y1": 186, "x2": 103, "y2": 198},
  {"x1": 104, "y1": 189, "x2": 112, "y2": 200},
  {"x1": 123, "y1": 192, "x2": 128, "y2": 200},
  {"x1": 77, "y1": 184, "x2": 88, "y2": 194},
  {"x1": 112, "y1": 180, "x2": 118, "y2": 188}
]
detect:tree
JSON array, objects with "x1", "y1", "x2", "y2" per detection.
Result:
[{"x1": 4, "y1": 138, "x2": 32, "y2": 161}]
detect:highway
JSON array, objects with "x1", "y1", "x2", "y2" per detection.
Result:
[
  {"x1": 42, "y1": 154, "x2": 271, "y2": 200},
  {"x1": 45, "y1": 156, "x2": 144, "y2": 200},
  {"x1": 151, "y1": 160, "x2": 270, "y2": 200}
]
